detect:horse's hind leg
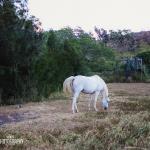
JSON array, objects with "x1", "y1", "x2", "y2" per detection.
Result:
[{"x1": 72, "y1": 92, "x2": 79, "y2": 113}]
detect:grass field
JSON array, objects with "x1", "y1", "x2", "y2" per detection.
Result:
[{"x1": 0, "y1": 83, "x2": 150, "y2": 150}]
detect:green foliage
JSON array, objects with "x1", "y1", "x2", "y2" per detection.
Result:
[
  {"x1": 135, "y1": 44, "x2": 150, "y2": 79},
  {"x1": 32, "y1": 28, "x2": 117, "y2": 97},
  {"x1": 33, "y1": 31, "x2": 89, "y2": 97},
  {"x1": 0, "y1": 0, "x2": 42, "y2": 104},
  {"x1": 136, "y1": 51, "x2": 150, "y2": 65}
]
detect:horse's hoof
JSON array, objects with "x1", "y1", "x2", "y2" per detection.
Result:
[{"x1": 72, "y1": 111, "x2": 78, "y2": 114}]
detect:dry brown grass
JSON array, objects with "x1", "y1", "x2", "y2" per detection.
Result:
[{"x1": 0, "y1": 83, "x2": 150, "y2": 150}]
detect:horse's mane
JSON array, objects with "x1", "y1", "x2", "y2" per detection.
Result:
[
  {"x1": 103, "y1": 84, "x2": 108, "y2": 97},
  {"x1": 93, "y1": 75, "x2": 100, "y2": 80}
]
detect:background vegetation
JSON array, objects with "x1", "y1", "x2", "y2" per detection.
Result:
[{"x1": 0, "y1": 0, "x2": 150, "y2": 105}]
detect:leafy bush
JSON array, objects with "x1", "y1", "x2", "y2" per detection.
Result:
[{"x1": 136, "y1": 51, "x2": 150, "y2": 65}]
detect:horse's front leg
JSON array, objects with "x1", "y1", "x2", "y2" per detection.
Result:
[
  {"x1": 94, "y1": 92, "x2": 99, "y2": 112},
  {"x1": 88, "y1": 95, "x2": 93, "y2": 111}
]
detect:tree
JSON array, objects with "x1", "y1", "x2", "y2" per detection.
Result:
[
  {"x1": 94, "y1": 27, "x2": 109, "y2": 44},
  {"x1": 108, "y1": 30, "x2": 136, "y2": 51},
  {"x1": 0, "y1": 0, "x2": 42, "y2": 104}
]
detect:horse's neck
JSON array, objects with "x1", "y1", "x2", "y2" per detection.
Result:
[{"x1": 102, "y1": 84, "x2": 108, "y2": 98}]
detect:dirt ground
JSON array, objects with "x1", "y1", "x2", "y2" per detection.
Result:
[{"x1": 0, "y1": 83, "x2": 150, "y2": 149}]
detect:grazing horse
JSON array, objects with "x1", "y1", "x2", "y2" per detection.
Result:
[{"x1": 63, "y1": 75, "x2": 110, "y2": 113}]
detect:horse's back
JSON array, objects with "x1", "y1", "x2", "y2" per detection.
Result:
[
  {"x1": 74, "y1": 75, "x2": 104, "y2": 84},
  {"x1": 73, "y1": 75, "x2": 104, "y2": 93}
]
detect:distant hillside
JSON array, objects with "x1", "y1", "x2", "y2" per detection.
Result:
[
  {"x1": 134, "y1": 31, "x2": 150, "y2": 45},
  {"x1": 94, "y1": 28, "x2": 150, "y2": 51},
  {"x1": 109, "y1": 30, "x2": 150, "y2": 51}
]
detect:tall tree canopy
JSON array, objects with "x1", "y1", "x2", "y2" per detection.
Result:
[{"x1": 0, "y1": 0, "x2": 42, "y2": 104}]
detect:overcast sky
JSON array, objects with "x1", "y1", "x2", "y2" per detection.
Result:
[{"x1": 28, "y1": 0, "x2": 150, "y2": 32}]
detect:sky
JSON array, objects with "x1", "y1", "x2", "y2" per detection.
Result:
[{"x1": 28, "y1": 0, "x2": 150, "y2": 32}]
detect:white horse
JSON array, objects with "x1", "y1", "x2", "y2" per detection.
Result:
[{"x1": 63, "y1": 75, "x2": 110, "y2": 113}]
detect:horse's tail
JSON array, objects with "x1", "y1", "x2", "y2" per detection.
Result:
[{"x1": 63, "y1": 76, "x2": 75, "y2": 94}]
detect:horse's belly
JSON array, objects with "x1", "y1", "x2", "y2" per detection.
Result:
[{"x1": 82, "y1": 79, "x2": 98, "y2": 93}]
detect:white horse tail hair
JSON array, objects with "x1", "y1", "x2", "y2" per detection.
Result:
[{"x1": 63, "y1": 76, "x2": 75, "y2": 94}]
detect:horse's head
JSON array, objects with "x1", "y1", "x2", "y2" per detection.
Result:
[{"x1": 102, "y1": 97, "x2": 110, "y2": 110}]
